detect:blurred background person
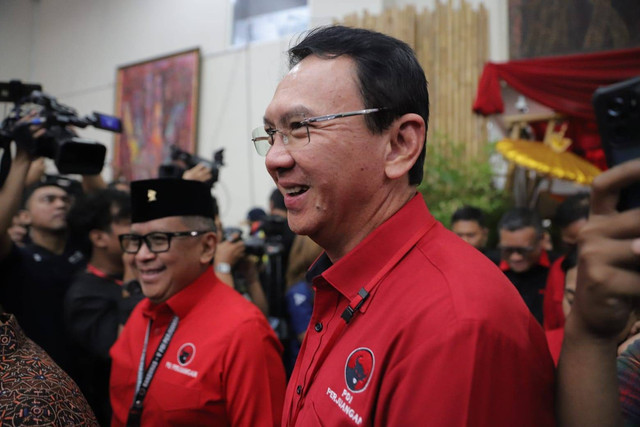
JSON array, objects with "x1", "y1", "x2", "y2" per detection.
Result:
[
  {"x1": 284, "y1": 235, "x2": 322, "y2": 372},
  {"x1": 543, "y1": 192, "x2": 590, "y2": 331},
  {"x1": 64, "y1": 188, "x2": 144, "y2": 425},
  {"x1": 497, "y1": 207, "x2": 558, "y2": 325}
]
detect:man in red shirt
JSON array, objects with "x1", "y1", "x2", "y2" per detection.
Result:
[
  {"x1": 109, "y1": 178, "x2": 286, "y2": 426},
  {"x1": 252, "y1": 25, "x2": 555, "y2": 426}
]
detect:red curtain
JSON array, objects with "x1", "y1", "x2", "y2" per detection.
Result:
[
  {"x1": 473, "y1": 47, "x2": 640, "y2": 119},
  {"x1": 472, "y1": 47, "x2": 640, "y2": 169}
]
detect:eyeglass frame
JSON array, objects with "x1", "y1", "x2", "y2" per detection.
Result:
[
  {"x1": 498, "y1": 245, "x2": 538, "y2": 256},
  {"x1": 251, "y1": 107, "x2": 387, "y2": 156},
  {"x1": 118, "y1": 230, "x2": 213, "y2": 254}
]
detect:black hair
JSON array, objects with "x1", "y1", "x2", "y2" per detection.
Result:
[
  {"x1": 67, "y1": 189, "x2": 131, "y2": 258},
  {"x1": 21, "y1": 175, "x2": 81, "y2": 209},
  {"x1": 451, "y1": 205, "x2": 486, "y2": 227},
  {"x1": 270, "y1": 188, "x2": 286, "y2": 211},
  {"x1": 555, "y1": 193, "x2": 589, "y2": 229},
  {"x1": 211, "y1": 195, "x2": 220, "y2": 218},
  {"x1": 288, "y1": 25, "x2": 429, "y2": 185},
  {"x1": 498, "y1": 207, "x2": 544, "y2": 238}
]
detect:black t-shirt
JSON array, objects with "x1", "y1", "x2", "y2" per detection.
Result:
[
  {"x1": 0, "y1": 242, "x2": 85, "y2": 373},
  {"x1": 64, "y1": 270, "x2": 143, "y2": 426},
  {"x1": 503, "y1": 264, "x2": 552, "y2": 325}
]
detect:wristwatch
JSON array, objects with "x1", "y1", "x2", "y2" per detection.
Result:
[{"x1": 215, "y1": 262, "x2": 232, "y2": 274}]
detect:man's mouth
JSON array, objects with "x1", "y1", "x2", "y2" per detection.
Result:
[
  {"x1": 284, "y1": 185, "x2": 309, "y2": 196},
  {"x1": 139, "y1": 266, "x2": 166, "y2": 280}
]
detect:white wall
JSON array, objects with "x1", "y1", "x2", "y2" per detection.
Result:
[{"x1": 0, "y1": 0, "x2": 508, "y2": 226}]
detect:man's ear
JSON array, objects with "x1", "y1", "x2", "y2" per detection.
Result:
[
  {"x1": 89, "y1": 229, "x2": 108, "y2": 249},
  {"x1": 384, "y1": 113, "x2": 425, "y2": 180},
  {"x1": 199, "y1": 232, "x2": 217, "y2": 264}
]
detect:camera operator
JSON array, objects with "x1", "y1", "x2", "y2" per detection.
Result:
[
  {"x1": 181, "y1": 163, "x2": 269, "y2": 316},
  {"x1": 0, "y1": 113, "x2": 88, "y2": 376}
]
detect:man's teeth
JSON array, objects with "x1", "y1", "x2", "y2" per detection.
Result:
[{"x1": 285, "y1": 186, "x2": 308, "y2": 195}]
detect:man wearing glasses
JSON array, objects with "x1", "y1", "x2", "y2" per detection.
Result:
[
  {"x1": 497, "y1": 207, "x2": 558, "y2": 325},
  {"x1": 253, "y1": 26, "x2": 554, "y2": 425},
  {"x1": 109, "y1": 178, "x2": 286, "y2": 426}
]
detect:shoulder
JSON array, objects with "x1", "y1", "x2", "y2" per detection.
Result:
[
  {"x1": 191, "y1": 280, "x2": 269, "y2": 328},
  {"x1": 379, "y1": 222, "x2": 541, "y2": 339}
]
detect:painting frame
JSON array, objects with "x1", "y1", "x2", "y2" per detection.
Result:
[{"x1": 114, "y1": 48, "x2": 200, "y2": 181}]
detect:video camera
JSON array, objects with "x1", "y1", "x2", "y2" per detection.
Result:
[
  {"x1": 0, "y1": 80, "x2": 121, "y2": 182},
  {"x1": 158, "y1": 145, "x2": 225, "y2": 188},
  {"x1": 223, "y1": 215, "x2": 289, "y2": 258}
]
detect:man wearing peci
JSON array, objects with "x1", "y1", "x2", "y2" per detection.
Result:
[
  {"x1": 252, "y1": 26, "x2": 555, "y2": 426},
  {"x1": 109, "y1": 178, "x2": 286, "y2": 426}
]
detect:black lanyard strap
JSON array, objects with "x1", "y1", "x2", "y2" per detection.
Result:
[{"x1": 126, "y1": 315, "x2": 179, "y2": 427}]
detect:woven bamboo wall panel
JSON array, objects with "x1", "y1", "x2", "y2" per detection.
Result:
[{"x1": 340, "y1": 1, "x2": 489, "y2": 163}]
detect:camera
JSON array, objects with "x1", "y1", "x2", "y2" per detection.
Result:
[
  {"x1": 0, "y1": 80, "x2": 121, "y2": 181},
  {"x1": 223, "y1": 215, "x2": 289, "y2": 258},
  {"x1": 158, "y1": 145, "x2": 225, "y2": 188}
]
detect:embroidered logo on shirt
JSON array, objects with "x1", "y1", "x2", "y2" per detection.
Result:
[
  {"x1": 344, "y1": 347, "x2": 375, "y2": 393},
  {"x1": 177, "y1": 342, "x2": 196, "y2": 366}
]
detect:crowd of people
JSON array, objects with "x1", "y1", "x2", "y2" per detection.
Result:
[{"x1": 0, "y1": 25, "x2": 638, "y2": 426}]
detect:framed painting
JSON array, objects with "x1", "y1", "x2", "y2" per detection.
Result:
[{"x1": 114, "y1": 48, "x2": 200, "y2": 181}]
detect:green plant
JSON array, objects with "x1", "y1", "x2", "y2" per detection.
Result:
[{"x1": 417, "y1": 134, "x2": 510, "y2": 245}]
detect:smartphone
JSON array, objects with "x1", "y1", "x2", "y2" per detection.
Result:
[{"x1": 593, "y1": 76, "x2": 640, "y2": 210}]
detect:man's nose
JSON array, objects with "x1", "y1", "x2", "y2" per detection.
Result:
[
  {"x1": 135, "y1": 239, "x2": 156, "y2": 261},
  {"x1": 265, "y1": 137, "x2": 295, "y2": 173}
]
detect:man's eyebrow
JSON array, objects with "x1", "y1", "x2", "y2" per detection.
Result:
[{"x1": 264, "y1": 106, "x2": 314, "y2": 127}]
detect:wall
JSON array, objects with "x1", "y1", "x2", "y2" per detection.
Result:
[{"x1": 0, "y1": 0, "x2": 508, "y2": 226}]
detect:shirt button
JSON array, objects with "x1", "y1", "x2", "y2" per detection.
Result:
[
  {"x1": 296, "y1": 385, "x2": 302, "y2": 395},
  {"x1": 314, "y1": 322, "x2": 323, "y2": 332}
]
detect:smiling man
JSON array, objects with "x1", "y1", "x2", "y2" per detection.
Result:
[
  {"x1": 253, "y1": 26, "x2": 555, "y2": 426},
  {"x1": 109, "y1": 178, "x2": 285, "y2": 426}
]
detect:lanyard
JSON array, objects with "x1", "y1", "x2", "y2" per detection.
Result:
[
  {"x1": 288, "y1": 219, "x2": 431, "y2": 426},
  {"x1": 126, "y1": 315, "x2": 179, "y2": 427},
  {"x1": 87, "y1": 263, "x2": 123, "y2": 286}
]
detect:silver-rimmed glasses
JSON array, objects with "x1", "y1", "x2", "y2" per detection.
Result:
[{"x1": 251, "y1": 108, "x2": 386, "y2": 156}]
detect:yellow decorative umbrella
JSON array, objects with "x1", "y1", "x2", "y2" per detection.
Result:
[{"x1": 496, "y1": 138, "x2": 602, "y2": 185}]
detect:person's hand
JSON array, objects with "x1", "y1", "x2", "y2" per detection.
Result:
[
  {"x1": 182, "y1": 163, "x2": 212, "y2": 183},
  {"x1": 215, "y1": 238, "x2": 245, "y2": 267},
  {"x1": 25, "y1": 157, "x2": 46, "y2": 187},
  {"x1": 571, "y1": 159, "x2": 640, "y2": 341},
  {"x1": 7, "y1": 215, "x2": 28, "y2": 247},
  {"x1": 12, "y1": 111, "x2": 46, "y2": 159},
  {"x1": 618, "y1": 320, "x2": 640, "y2": 355}
]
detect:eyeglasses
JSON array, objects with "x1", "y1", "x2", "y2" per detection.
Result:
[
  {"x1": 499, "y1": 245, "x2": 537, "y2": 256},
  {"x1": 251, "y1": 108, "x2": 386, "y2": 156},
  {"x1": 119, "y1": 230, "x2": 211, "y2": 254}
]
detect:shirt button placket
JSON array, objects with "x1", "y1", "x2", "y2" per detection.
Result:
[{"x1": 314, "y1": 322, "x2": 323, "y2": 332}]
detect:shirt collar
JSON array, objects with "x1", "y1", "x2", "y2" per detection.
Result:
[
  {"x1": 140, "y1": 267, "x2": 216, "y2": 321},
  {"x1": 309, "y1": 194, "x2": 435, "y2": 311},
  {"x1": 499, "y1": 249, "x2": 551, "y2": 271}
]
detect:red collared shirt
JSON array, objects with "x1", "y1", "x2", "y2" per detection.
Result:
[
  {"x1": 110, "y1": 268, "x2": 286, "y2": 426},
  {"x1": 283, "y1": 195, "x2": 555, "y2": 426}
]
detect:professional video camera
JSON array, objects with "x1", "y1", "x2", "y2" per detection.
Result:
[
  {"x1": 158, "y1": 144, "x2": 225, "y2": 188},
  {"x1": 0, "y1": 80, "x2": 121, "y2": 185},
  {"x1": 223, "y1": 215, "x2": 289, "y2": 257}
]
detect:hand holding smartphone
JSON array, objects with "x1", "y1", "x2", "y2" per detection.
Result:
[{"x1": 593, "y1": 76, "x2": 640, "y2": 211}]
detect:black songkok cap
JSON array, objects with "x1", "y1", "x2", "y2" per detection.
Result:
[{"x1": 130, "y1": 178, "x2": 214, "y2": 223}]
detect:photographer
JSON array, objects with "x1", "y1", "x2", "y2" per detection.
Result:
[{"x1": 0, "y1": 113, "x2": 87, "y2": 375}]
